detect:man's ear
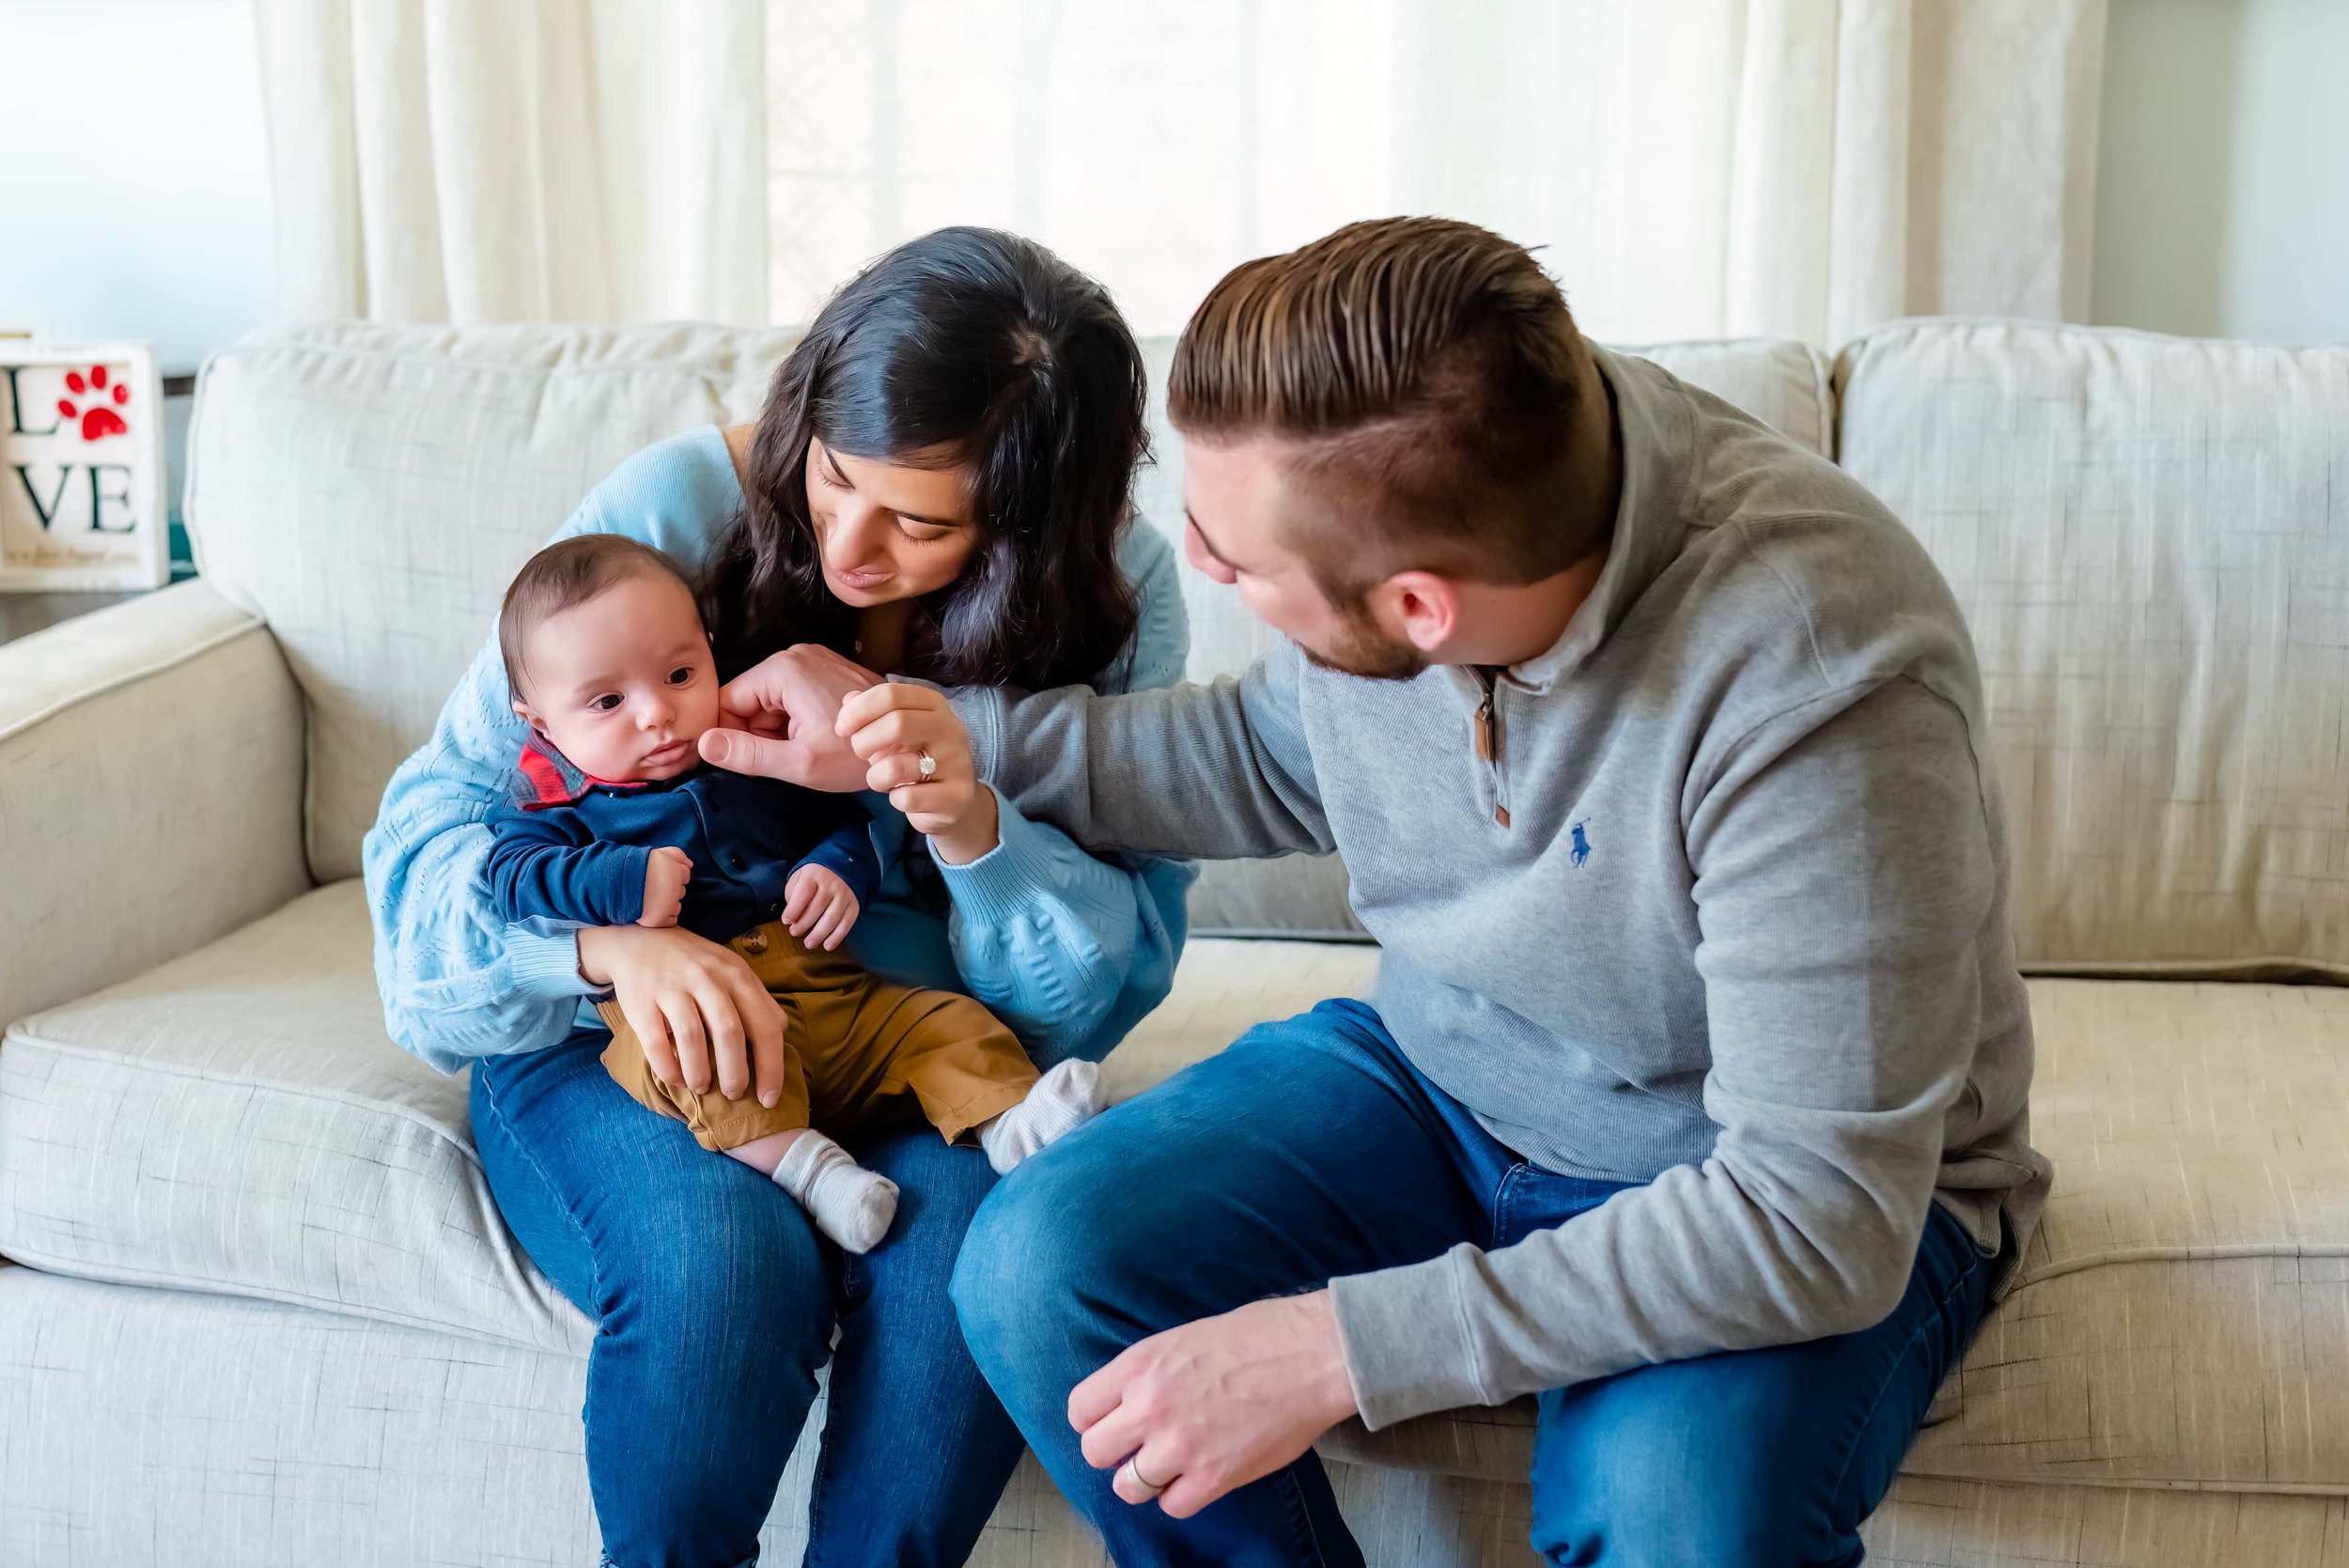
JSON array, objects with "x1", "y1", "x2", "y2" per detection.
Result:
[{"x1": 1377, "y1": 570, "x2": 1463, "y2": 654}]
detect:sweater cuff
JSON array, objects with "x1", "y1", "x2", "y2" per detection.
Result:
[
  {"x1": 507, "y1": 927, "x2": 596, "y2": 1000},
  {"x1": 946, "y1": 685, "x2": 1005, "y2": 785},
  {"x1": 933, "y1": 788, "x2": 1054, "y2": 928},
  {"x1": 1328, "y1": 1249, "x2": 1491, "y2": 1431}
]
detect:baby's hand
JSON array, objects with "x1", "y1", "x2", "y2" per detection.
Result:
[
  {"x1": 639, "y1": 847, "x2": 693, "y2": 927},
  {"x1": 783, "y1": 864, "x2": 860, "y2": 951}
]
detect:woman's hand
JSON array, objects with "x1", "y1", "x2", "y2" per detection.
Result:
[
  {"x1": 576, "y1": 924, "x2": 786, "y2": 1105},
  {"x1": 837, "y1": 683, "x2": 1001, "y2": 864},
  {"x1": 782, "y1": 864, "x2": 861, "y2": 951},
  {"x1": 701, "y1": 644, "x2": 882, "y2": 793}
]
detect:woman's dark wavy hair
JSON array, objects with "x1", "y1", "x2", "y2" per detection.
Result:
[{"x1": 700, "y1": 226, "x2": 1147, "y2": 690}]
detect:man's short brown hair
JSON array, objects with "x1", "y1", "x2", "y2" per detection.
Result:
[
  {"x1": 497, "y1": 534, "x2": 695, "y2": 697},
  {"x1": 1168, "y1": 216, "x2": 1598, "y2": 604}
]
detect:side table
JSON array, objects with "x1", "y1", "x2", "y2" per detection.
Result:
[{"x1": 0, "y1": 589, "x2": 155, "y2": 648}]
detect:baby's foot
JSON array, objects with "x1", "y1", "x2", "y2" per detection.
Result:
[
  {"x1": 977, "y1": 1059, "x2": 1107, "y2": 1174},
  {"x1": 771, "y1": 1129, "x2": 899, "y2": 1253}
]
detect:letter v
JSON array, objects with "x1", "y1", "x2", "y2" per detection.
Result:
[{"x1": 13, "y1": 464, "x2": 70, "y2": 530}]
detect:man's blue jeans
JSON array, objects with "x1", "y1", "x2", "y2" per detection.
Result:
[
  {"x1": 953, "y1": 999, "x2": 1992, "y2": 1567},
  {"x1": 471, "y1": 1023, "x2": 1023, "y2": 1568}
]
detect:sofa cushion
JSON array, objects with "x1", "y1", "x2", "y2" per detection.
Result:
[
  {"x1": 0, "y1": 883, "x2": 586, "y2": 1354},
  {"x1": 1837, "y1": 321, "x2": 2349, "y2": 977}
]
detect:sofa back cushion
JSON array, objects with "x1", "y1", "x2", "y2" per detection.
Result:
[
  {"x1": 1837, "y1": 320, "x2": 2349, "y2": 976},
  {"x1": 187, "y1": 323, "x2": 794, "y2": 880},
  {"x1": 187, "y1": 322, "x2": 1832, "y2": 926}
]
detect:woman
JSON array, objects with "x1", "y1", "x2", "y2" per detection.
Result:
[{"x1": 363, "y1": 227, "x2": 1192, "y2": 1567}]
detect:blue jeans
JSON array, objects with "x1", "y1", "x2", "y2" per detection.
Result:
[
  {"x1": 953, "y1": 1000, "x2": 1991, "y2": 1567},
  {"x1": 471, "y1": 1022, "x2": 1023, "y2": 1568}
]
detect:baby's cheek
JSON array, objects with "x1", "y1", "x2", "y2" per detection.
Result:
[{"x1": 681, "y1": 686, "x2": 723, "y2": 740}]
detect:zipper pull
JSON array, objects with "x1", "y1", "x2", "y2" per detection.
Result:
[{"x1": 1474, "y1": 694, "x2": 1496, "y2": 761}]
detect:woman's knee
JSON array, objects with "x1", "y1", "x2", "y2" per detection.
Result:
[{"x1": 601, "y1": 1173, "x2": 834, "y2": 1374}]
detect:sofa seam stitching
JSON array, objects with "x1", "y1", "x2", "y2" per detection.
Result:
[
  {"x1": 0, "y1": 613, "x2": 270, "y2": 748},
  {"x1": 0, "y1": 1027, "x2": 483, "y2": 1172},
  {"x1": 0, "y1": 1241, "x2": 576, "y2": 1357}
]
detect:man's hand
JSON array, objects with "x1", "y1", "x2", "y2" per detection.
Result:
[
  {"x1": 701, "y1": 644, "x2": 881, "y2": 792},
  {"x1": 782, "y1": 863, "x2": 861, "y2": 951},
  {"x1": 638, "y1": 846, "x2": 692, "y2": 927},
  {"x1": 576, "y1": 924, "x2": 787, "y2": 1106},
  {"x1": 1070, "y1": 1291, "x2": 1359, "y2": 1519}
]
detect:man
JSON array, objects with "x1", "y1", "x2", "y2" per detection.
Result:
[{"x1": 918, "y1": 217, "x2": 2049, "y2": 1564}]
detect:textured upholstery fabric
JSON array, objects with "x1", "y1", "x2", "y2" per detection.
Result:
[
  {"x1": 0, "y1": 884, "x2": 583, "y2": 1353},
  {"x1": 3, "y1": 1265, "x2": 2341, "y2": 1568},
  {"x1": 7, "y1": 1255, "x2": 2335, "y2": 1568},
  {"x1": 0, "y1": 1268, "x2": 605, "y2": 1568},
  {"x1": 1865, "y1": 1479, "x2": 2349, "y2": 1568},
  {"x1": 0, "y1": 1266, "x2": 1579, "y2": 1568},
  {"x1": 1837, "y1": 320, "x2": 2349, "y2": 977},
  {"x1": 10, "y1": 876, "x2": 2347, "y2": 1504},
  {"x1": 0, "y1": 581, "x2": 309, "y2": 1029}
]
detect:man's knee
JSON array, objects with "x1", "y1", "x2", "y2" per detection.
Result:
[
  {"x1": 1528, "y1": 1364, "x2": 1854, "y2": 1568},
  {"x1": 951, "y1": 1135, "x2": 1145, "y2": 1374}
]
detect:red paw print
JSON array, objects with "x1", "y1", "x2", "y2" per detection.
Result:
[{"x1": 56, "y1": 365, "x2": 130, "y2": 441}]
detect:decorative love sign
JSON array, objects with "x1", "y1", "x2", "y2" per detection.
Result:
[{"x1": 1, "y1": 340, "x2": 168, "y2": 590}]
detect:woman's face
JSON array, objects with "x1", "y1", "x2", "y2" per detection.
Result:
[{"x1": 803, "y1": 436, "x2": 982, "y2": 608}]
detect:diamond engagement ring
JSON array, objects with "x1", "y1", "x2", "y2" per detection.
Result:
[
  {"x1": 917, "y1": 749, "x2": 939, "y2": 782},
  {"x1": 1118, "y1": 1455, "x2": 1167, "y2": 1498}
]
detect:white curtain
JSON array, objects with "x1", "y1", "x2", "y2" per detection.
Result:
[
  {"x1": 257, "y1": 0, "x2": 769, "y2": 325},
  {"x1": 768, "y1": 0, "x2": 2108, "y2": 346}
]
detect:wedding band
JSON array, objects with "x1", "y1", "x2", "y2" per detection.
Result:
[
  {"x1": 917, "y1": 749, "x2": 939, "y2": 781},
  {"x1": 1119, "y1": 1456, "x2": 1166, "y2": 1498}
]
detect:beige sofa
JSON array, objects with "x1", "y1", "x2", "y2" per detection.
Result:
[{"x1": 1, "y1": 318, "x2": 2344, "y2": 1567}]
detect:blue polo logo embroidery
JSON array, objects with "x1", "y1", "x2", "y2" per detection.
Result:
[{"x1": 1570, "y1": 821, "x2": 1593, "y2": 867}]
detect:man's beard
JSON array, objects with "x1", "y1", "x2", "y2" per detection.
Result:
[{"x1": 1298, "y1": 604, "x2": 1428, "y2": 681}]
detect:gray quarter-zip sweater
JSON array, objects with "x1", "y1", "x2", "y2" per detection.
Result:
[{"x1": 953, "y1": 348, "x2": 2052, "y2": 1431}]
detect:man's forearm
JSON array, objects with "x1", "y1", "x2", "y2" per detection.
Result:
[{"x1": 955, "y1": 658, "x2": 1330, "y2": 861}]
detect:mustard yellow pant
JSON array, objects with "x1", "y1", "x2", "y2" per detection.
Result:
[{"x1": 598, "y1": 920, "x2": 1038, "y2": 1154}]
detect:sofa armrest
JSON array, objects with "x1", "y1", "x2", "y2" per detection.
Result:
[{"x1": 0, "y1": 581, "x2": 309, "y2": 1029}]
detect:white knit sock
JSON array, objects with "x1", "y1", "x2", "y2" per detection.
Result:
[
  {"x1": 976, "y1": 1059, "x2": 1106, "y2": 1175},
  {"x1": 772, "y1": 1130, "x2": 898, "y2": 1253}
]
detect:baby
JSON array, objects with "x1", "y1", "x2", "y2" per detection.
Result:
[{"x1": 482, "y1": 534, "x2": 1103, "y2": 1252}]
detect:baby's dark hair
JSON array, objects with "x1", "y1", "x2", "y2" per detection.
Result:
[{"x1": 498, "y1": 534, "x2": 697, "y2": 697}]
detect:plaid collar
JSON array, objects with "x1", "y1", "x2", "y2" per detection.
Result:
[{"x1": 508, "y1": 739, "x2": 658, "y2": 811}]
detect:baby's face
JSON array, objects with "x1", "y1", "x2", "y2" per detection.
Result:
[{"x1": 513, "y1": 570, "x2": 720, "y2": 783}]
